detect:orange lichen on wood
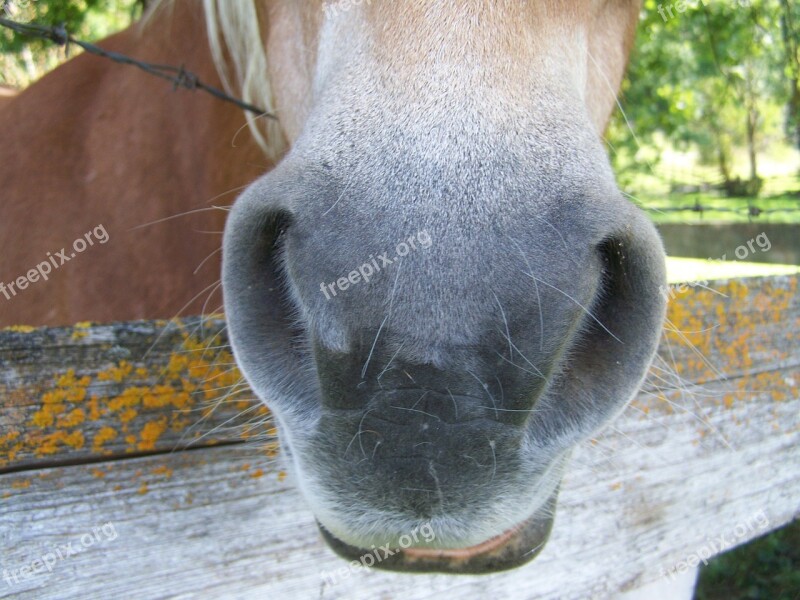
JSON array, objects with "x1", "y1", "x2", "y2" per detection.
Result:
[
  {"x1": 98, "y1": 361, "x2": 134, "y2": 383},
  {"x1": 3, "y1": 325, "x2": 35, "y2": 333},
  {"x1": 2, "y1": 280, "x2": 790, "y2": 472},
  {"x1": 138, "y1": 418, "x2": 169, "y2": 451},
  {"x1": 92, "y1": 427, "x2": 118, "y2": 452},
  {"x1": 57, "y1": 408, "x2": 86, "y2": 428},
  {"x1": 638, "y1": 276, "x2": 799, "y2": 426},
  {"x1": 38, "y1": 430, "x2": 85, "y2": 455},
  {"x1": 663, "y1": 277, "x2": 796, "y2": 385},
  {"x1": 152, "y1": 465, "x2": 174, "y2": 478},
  {"x1": 0, "y1": 323, "x2": 272, "y2": 469}
]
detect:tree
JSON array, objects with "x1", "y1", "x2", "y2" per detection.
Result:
[
  {"x1": 780, "y1": 0, "x2": 800, "y2": 150},
  {"x1": 0, "y1": 0, "x2": 141, "y2": 87},
  {"x1": 609, "y1": 0, "x2": 792, "y2": 197}
]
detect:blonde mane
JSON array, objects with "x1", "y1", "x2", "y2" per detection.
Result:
[{"x1": 146, "y1": 0, "x2": 284, "y2": 160}]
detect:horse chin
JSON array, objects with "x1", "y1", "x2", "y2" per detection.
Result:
[{"x1": 317, "y1": 486, "x2": 560, "y2": 575}]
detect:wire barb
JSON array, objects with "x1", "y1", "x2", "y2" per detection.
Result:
[
  {"x1": 639, "y1": 202, "x2": 800, "y2": 217},
  {"x1": 0, "y1": 16, "x2": 275, "y2": 119}
]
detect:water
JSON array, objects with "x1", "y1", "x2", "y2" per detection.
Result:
[{"x1": 656, "y1": 223, "x2": 800, "y2": 265}]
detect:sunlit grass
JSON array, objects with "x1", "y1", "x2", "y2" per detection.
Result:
[
  {"x1": 666, "y1": 257, "x2": 800, "y2": 283},
  {"x1": 620, "y1": 142, "x2": 800, "y2": 224}
]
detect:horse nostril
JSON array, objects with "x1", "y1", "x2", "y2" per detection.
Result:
[
  {"x1": 597, "y1": 237, "x2": 637, "y2": 302},
  {"x1": 594, "y1": 232, "x2": 666, "y2": 347},
  {"x1": 520, "y1": 212, "x2": 667, "y2": 444}
]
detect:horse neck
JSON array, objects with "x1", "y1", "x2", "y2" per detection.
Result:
[
  {"x1": 2, "y1": 0, "x2": 267, "y2": 188},
  {"x1": 0, "y1": 0, "x2": 269, "y2": 326}
]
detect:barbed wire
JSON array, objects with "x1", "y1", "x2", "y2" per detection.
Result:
[
  {"x1": 639, "y1": 200, "x2": 800, "y2": 218},
  {"x1": 2, "y1": 16, "x2": 799, "y2": 222},
  {"x1": 0, "y1": 16, "x2": 274, "y2": 119}
]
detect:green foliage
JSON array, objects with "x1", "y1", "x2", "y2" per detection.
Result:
[
  {"x1": 1, "y1": 0, "x2": 138, "y2": 50},
  {"x1": 609, "y1": 0, "x2": 798, "y2": 195},
  {"x1": 695, "y1": 519, "x2": 800, "y2": 600},
  {"x1": 0, "y1": 0, "x2": 142, "y2": 87}
]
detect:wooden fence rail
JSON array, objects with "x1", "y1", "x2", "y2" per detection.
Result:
[{"x1": 1, "y1": 275, "x2": 798, "y2": 599}]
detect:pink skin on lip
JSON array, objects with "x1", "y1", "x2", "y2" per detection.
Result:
[{"x1": 402, "y1": 522, "x2": 525, "y2": 560}]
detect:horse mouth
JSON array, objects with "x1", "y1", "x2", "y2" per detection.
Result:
[{"x1": 317, "y1": 486, "x2": 559, "y2": 575}]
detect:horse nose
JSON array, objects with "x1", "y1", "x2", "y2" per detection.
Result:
[
  {"x1": 323, "y1": 374, "x2": 522, "y2": 520},
  {"x1": 316, "y1": 338, "x2": 547, "y2": 427}
]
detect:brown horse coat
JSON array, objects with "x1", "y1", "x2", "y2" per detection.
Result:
[{"x1": 0, "y1": 2, "x2": 271, "y2": 326}]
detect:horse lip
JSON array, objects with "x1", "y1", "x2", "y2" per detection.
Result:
[
  {"x1": 401, "y1": 522, "x2": 526, "y2": 560},
  {"x1": 317, "y1": 486, "x2": 560, "y2": 575}
]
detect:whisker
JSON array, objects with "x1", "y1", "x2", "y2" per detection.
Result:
[
  {"x1": 193, "y1": 246, "x2": 223, "y2": 275},
  {"x1": 526, "y1": 274, "x2": 623, "y2": 344},
  {"x1": 492, "y1": 290, "x2": 513, "y2": 360},
  {"x1": 508, "y1": 235, "x2": 545, "y2": 351},
  {"x1": 494, "y1": 350, "x2": 545, "y2": 380},
  {"x1": 361, "y1": 261, "x2": 403, "y2": 379},
  {"x1": 141, "y1": 279, "x2": 223, "y2": 360},
  {"x1": 130, "y1": 206, "x2": 229, "y2": 231},
  {"x1": 467, "y1": 369, "x2": 498, "y2": 419}
]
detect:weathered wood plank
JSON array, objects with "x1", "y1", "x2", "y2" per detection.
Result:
[
  {"x1": 655, "y1": 275, "x2": 799, "y2": 385},
  {"x1": 1, "y1": 374, "x2": 797, "y2": 599},
  {"x1": 0, "y1": 318, "x2": 270, "y2": 472},
  {"x1": 0, "y1": 275, "x2": 797, "y2": 598},
  {"x1": 2, "y1": 276, "x2": 797, "y2": 473}
]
